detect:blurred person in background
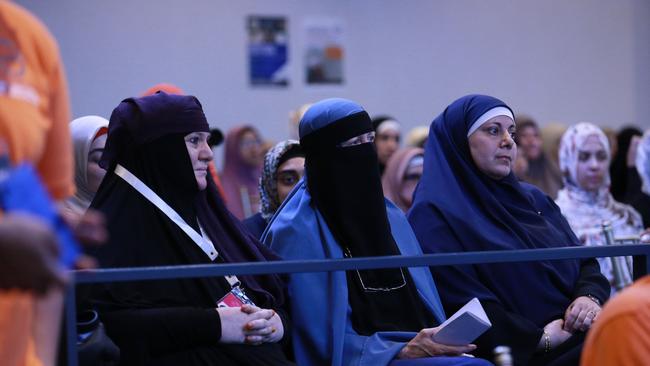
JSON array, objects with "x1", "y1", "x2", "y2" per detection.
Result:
[
  {"x1": 382, "y1": 147, "x2": 424, "y2": 213},
  {"x1": 633, "y1": 131, "x2": 650, "y2": 227},
  {"x1": 372, "y1": 115, "x2": 401, "y2": 176},
  {"x1": 514, "y1": 115, "x2": 563, "y2": 199},
  {"x1": 406, "y1": 126, "x2": 429, "y2": 148},
  {"x1": 541, "y1": 122, "x2": 568, "y2": 167},
  {"x1": 609, "y1": 126, "x2": 643, "y2": 203},
  {"x1": 1, "y1": 2, "x2": 74, "y2": 365},
  {"x1": 221, "y1": 125, "x2": 264, "y2": 219},
  {"x1": 555, "y1": 123, "x2": 646, "y2": 294},
  {"x1": 62, "y1": 116, "x2": 109, "y2": 216},
  {"x1": 243, "y1": 140, "x2": 304, "y2": 238}
]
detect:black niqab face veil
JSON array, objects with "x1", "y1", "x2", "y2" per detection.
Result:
[{"x1": 299, "y1": 98, "x2": 434, "y2": 335}]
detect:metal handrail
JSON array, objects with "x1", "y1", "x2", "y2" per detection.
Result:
[{"x1": 64, "y1": 244, "x2": 650, "y2": 365}]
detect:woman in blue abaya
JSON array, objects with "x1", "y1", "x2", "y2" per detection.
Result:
[
  {"x1": 262, "y1": 98, "x2": 491, "y2": 366},
  {"x1": 408, "y1": 94, "x2": 610, "y2": 365}
]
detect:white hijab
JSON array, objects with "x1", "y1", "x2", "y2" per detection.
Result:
[{"x1": 64, "y1": 116, "x2": 109, "y2": 214}]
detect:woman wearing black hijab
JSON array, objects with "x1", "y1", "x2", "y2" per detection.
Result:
[{"x1": 86, "y1": 92, "x2": 291, "y2": 366}]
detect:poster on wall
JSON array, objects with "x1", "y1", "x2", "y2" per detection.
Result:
[
  {"x1": 304, "y1": 18, "x2": 344, "y2": 85},
  {"x1": 247, "y1": 16, "x2": 289, "y2": 86}
]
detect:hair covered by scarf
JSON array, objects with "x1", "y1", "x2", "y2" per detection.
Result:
[
  {"x1": 65, "y1": 115, "x2": 109, "y2": 213},
  {"x1": 259, "y1": 139, "x2": 301, "y2": 221},
  {"x1": 558, "y1": 122, "x2": 611, "y2": 190}
]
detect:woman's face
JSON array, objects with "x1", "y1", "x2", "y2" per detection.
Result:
[
  {"x1": 239, "y1": 130, "x2": 263, "y2": 167},
  {"x1": 86, "y1": 134, "x2": 107, "y2": 193},
  {"x1": 375, "y1": 130, "x2": 400, "y2": 165},
  {"x1": 576, "y1": 134, "x2": 608, "y2": 192},
  {"x1": 468, "y1": 115, "x2": 517, "y2": 180},
  {"x1": 275, "y1": 156, "x2": 305, "y2": 203},
  {"x1": 517, "y1": 125, "x2": 542, "y2": 160},
  {"x1": 184, "y1": 132, "x2": 214, "y2": 190}
]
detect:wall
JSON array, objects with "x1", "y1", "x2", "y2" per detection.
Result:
[{"x1": 17, "y1": 0, "x2": 650, "y2": 167}]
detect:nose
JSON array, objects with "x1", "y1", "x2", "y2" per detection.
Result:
[
  {"x1": 501, "y1": 131, "x2": 515, "y2": 148},
  {"x1": 199, "y1": 141, "x2": 214, "y2": 162}
]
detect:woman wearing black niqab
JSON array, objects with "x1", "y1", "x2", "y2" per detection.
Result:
[{"x1": 86, "y1": 92, "x2": 292, "y2": 366}]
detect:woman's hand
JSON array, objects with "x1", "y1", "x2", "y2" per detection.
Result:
[
  {"x1": 396, "y1": 327, "x2": 476, "y2": 359},
  {"x1": 240, "y1": 304, "x2": 284, "y2": 344},
  {"x1": 538, "y1": 319, "x2": 572, "y2": 352},
  {"x1": 563, "y1": 296, "x2": 601, "y2": 332}
]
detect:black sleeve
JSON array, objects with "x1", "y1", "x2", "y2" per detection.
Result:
[
  {"x1": 101, "y1": 307, "x2": 221, "y2": 362},
  {"x1": 572, "y1": 258, "x2": 610, "y2": 305}
]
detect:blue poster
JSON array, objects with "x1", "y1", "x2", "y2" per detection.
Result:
[{"x1": 248, "y1": 16, "x2": 288, "y2": 86}]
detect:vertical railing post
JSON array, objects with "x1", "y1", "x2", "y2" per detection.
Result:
[{"x1": 64, "y1": 280, "x2": 78, "y2": 366}]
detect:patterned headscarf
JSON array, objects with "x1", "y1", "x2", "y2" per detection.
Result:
[
  {"x1": 259, "y1": 139, "x2": 302, "y2": 221},
  {"x1": 637, "y1": 131, "x2": 650, "y2": 196},
  {"x1": 558, "y1": 122, "x2": 611, "y2": 191},
  {"x1": 556, "y1": 123, "x2": 643, "y2": 291}
]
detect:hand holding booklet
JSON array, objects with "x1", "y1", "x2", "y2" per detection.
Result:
[{"x1": 432, "y1": 297, "x2": 492, "y2": 346}]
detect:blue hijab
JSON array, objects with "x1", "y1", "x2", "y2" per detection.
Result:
[
  {"x1": 408, "y1": 94, "x2": 581, "y2": 326},
  {"x1": 263, "y1": 98, "x2": 447, "y2": 366}
]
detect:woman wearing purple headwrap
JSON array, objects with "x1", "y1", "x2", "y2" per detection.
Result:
[
  {"x1": 86, "y1": 92, "x2": 291, "y2": 365},
  {"x1": 221, "y1": 126, "x2": 264, "y2": 219}
]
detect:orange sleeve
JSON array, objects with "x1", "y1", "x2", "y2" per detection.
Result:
[
  {"x1": 581, "y1": 313, "x2": 650, "y2": 366},
  {"x1": 35, "y1": 45, "x2": 74, "y2": 200}
]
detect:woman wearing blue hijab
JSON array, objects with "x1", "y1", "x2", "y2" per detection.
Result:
[
  {"x1": 408, "y1": 95, "x2": 610, "y2": 365},
  {"x1": 263, "y1": 98, "x2": 492, "y2": 366}
]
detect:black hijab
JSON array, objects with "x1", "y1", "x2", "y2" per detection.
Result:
[
  {"x1": 299, "y1": 98, "x2": 434, "y2": 335},
  {"x1": 89, "y1": 92, "x2": 285, "y2": 310}
]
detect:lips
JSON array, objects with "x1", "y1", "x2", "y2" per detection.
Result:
[{"x1": 496, "y1": 156, "x2": 512, "y2": 162}]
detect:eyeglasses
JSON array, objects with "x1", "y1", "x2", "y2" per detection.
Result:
[{"x1": 338, "y1": 131, "x2": 376, "y2": 148}]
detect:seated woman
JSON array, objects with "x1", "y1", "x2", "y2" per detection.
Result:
[
  {"x1": 408, "y1": 95, "x2": 610, "y2": 366},
  {"x1": 382, "y1": 147, "x2": 425, "y2": 213},
  {"x1": 555, "y1": 123, "x2": 645, "y2": 293},
  {"x1": 263, "y1": 98, "x2": 490, "y2": 366},
  {"x1": 62, "y1": 115, "x2": 109, "y2": 216},
  {"x1": 86, "y1": 92, "x2": 291, "y2": 366},
  {"x1": 243, "y1": 140, "x2": 305, "y2": 238}
]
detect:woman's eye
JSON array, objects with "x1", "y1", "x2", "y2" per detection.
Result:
[
  {"x1": 509, "y1": 131, "x2": 516, "y2": 140},
  {"x1": 487, "y1": 127, "x2": 499, "y2": 135},
  {"x1": 596, "y1": 151, "x2": 608, "y2": 161},
  {"x1": 578, "y1": 152, "x2": 590, "y2": 162},
  {"x1": 188, "y1": 137, "x2": 199, "y2": 144}
]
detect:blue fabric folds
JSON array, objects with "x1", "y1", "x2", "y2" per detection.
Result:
[{"x1": 262, "y1": 180, "x2": 447, "y2": 366}]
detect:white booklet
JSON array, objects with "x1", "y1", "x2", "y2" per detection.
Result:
[{"x1": 432, "y1": 297, "x2": 492, "y2": 346}]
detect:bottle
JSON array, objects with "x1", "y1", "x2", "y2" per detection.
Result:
[{"x1": 493, "y1": 345, "x2": 513, "y2": 366}]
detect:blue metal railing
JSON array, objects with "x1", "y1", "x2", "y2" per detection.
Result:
[{"x1": 64, "y1": 244, "x2": 650, "y2": 365}]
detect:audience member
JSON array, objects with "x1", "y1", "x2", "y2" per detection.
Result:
[
  {"x1": 580, "y1": 275, "x2": 650, "y2": 366},
  {"x1": 86, "y1": 92, "x2": 291, "y2": 365},
  {"x1": 382, "y1": 147, "x2": 425, "y2": 213},
  {"x1": 408, "y1": 95, "x2": 610, "y2": 365},
  {"x1": 514, "y1": 115, "x2": 563, "y2": 199},
  {"x1": 609, "y1": 126, "x2": 643, "y2": 203},
  {"x1": 62, "y1": 116, "x2": 108, "y2": 216},
  {"x1": 555, "y1": 123, "x2": 645, "y2": 293},
  {"x1": 243, "y1": 140, "x2": 304, "y2": 238},
  {"x1": 406, "y1": 126, "x2": 429, "y2": 148},
  {"x1": 372, "y1": 115, "x2": 401, "y2": 175},
  {"x1": 221, "y1": 125, "x2": 264, "y2": 219},
  {"x1": 541, "y1": 123, "x2": 567, "y2": 167},
  {"x1": 264, "y1": 98, "x2": 488, "y2": 366},
  {"x1": 634, "y1": 131, "x2": 650, "y2": 227}
]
